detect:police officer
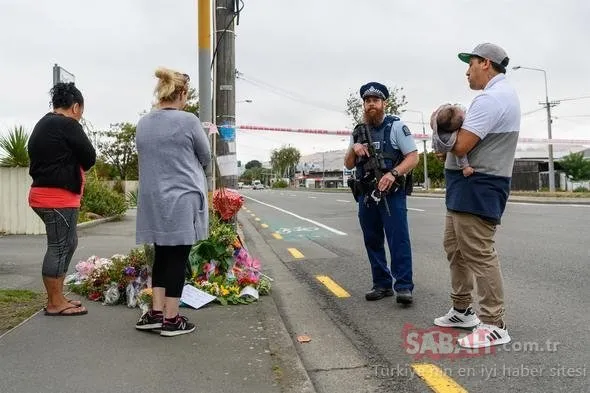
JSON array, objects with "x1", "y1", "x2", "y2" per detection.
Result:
[{"x1": 344, "y1": 82, "x2": 419, "y2": 304}]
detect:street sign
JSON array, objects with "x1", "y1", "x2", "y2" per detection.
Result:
[{"x1": 52, "y1": 64, "x2": 75, "y2": 86}]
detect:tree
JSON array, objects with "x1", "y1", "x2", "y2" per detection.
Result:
[
  {"x1": 413, "y1": 152, "x2": 446, "y2": 187},
  {"x1": 270, "y1": 146, "x2": 301, "y2": 178},
  {"x1": 240, "y1": 167, "x2": 264, "y2": 183},
  {"x1": 345, "y1": 86, "x2": 408, "y2": 127},
  {"x1": 560, "y1": 151, "x2": 590, "y2": 181},
  {"x1": 0, "y1": 126, "x2": 30, "y2": 167},
  {"x1": 93, "y1": 123, "x2": 138, "y2": 180},
  {"x1": 183, "y1": 87, "x2": 200, "y2": 116},
  {"x1": 245, "y1": 160, "x2": 262, "y2": 169}
]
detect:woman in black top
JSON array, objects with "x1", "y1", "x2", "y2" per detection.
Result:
[{"x1": 28, "y1": 83, "x2": 96, "y2": 316}]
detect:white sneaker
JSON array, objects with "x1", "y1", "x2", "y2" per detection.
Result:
[
  {"x1": 434, "y1": 307, "x2": 481, "y2": 329},
  {"x1": 458, "y1": 323, "x2": 511, "y2": 349}
]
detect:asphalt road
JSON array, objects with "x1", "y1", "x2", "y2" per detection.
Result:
[{"x1": 239, "y1": 189, "x2": 589, "y2": 393}]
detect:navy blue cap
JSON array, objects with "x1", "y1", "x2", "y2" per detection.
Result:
[{"x1": 360, "y1": 82, "x2": 389, "y2": 100}]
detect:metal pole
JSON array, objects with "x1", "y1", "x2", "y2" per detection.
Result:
[
  {"x1": 512, "y1": 66, "x2": 556, "y2": 192},
  {"x1": 543, "y1": 70, "x2": 556, "y2": 192},
  {"x1": 198, "y1": 0, "x2": 214, "y2": 191},
  {"x1": 406, "y1": 109, "x2": 429, "y2": 189},
  {"x1": 52, "y1": 64, "x2": 59, "y2": 86},
  {"x1": 322, "y1": 152, "x2": 325, "y2": 188},
  {"x1": 420, "y1": 112, "x2": 429, "y2": 190}
]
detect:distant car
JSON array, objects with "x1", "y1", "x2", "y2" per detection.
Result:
[{"x1": 252, "y1": 180, "x2": 264, "y2": 190}]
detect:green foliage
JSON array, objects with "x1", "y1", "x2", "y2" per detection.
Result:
[
  {"x1": 240, "y1": 167, "x2": 264, "y2": 183},
  {"x1": 257, "y1": 276, "x2": 271, "y2": 296},
  {"x1": 270, "y1": 146, "x2": 301, "y2": 178},
  {"x1": 245, "y1": 160, "x2": 262, "y2": 169},
  {"x1": 92, "y1": 123, "x2": 138, "y2": 180},
  {"x1": 94, "y1": 159, "x2": 118, "y2": 179},
  {"x1": 209, "y1": 213, "x2": 238, "y2": 246},
  {"x1": 560, "y1": 152, "x2": 590, "y2": 181},
  {"x1": 574, "y1": 187, "x2": 589, "y2": 192},
  {"x1": 188, "y1": 213, "x2": 237, "y2": 277},
  {"x1": 345, "y1": 85, "x2": 407, "y2": 127},
  {"x1": 126, "y1": 189, "x2": 138, "y2": 207},
  {"x1": 0, "y1": 126, "x2": 30, "y2": 167},
  {"x1": 272, "y1": 179, "x2": 288, "y2": 188},
  {"x1": 112, "y1": 179, "x2": 125, "y2": 194},
  {"x1": 81, "y1": 171, "x2": 128, "y2": 217},
  {"x1": 413, "y1": 152, "x2": 445, "y2": 186},
  {"x1": 183, "y1": 88, "x2": 200, "y2": 116}
]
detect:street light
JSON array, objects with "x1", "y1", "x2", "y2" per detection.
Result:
[
  {"x1": 405, "y1": 109, "x2": 429, "y2": 190},
  {"x1": 512, "y1": 65, "x2": 556, "y2": 192}
]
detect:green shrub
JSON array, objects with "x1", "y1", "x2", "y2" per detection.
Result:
[
  {"x1": 272, "y1": 179, "x2": 288, "y2": 188},
  {"x1": 0, "y1": 126, "x2": 29, "y2": 167},
  {"x1": 573, "y1": 187, "x2": 589, "y2": 193},
  {"x1": 126, "y1": 189, "x2": 138, "y2": 207},
  {"x1": 113, "y1": 180, "x2": 125, "y2": 194},
  {"x1": 81, "y1": 173, "x2": 128, "y2": 217}
]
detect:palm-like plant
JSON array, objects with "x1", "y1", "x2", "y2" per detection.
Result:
[{"x1": 0, "y1": 126, "x2": 30, "y2": 167}]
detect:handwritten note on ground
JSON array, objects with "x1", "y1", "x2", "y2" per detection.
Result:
[{"x1": 180, "y1": 285, "x2": 216, "y2": 309}]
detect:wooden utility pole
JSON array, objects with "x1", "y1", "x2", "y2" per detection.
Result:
[{"x1": 214, "y1": 0, "x2": 237, "y2": 189}]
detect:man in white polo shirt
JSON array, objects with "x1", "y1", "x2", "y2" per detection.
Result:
[{"x1": 433, "y1": 43, "x2": 521, "y2": 349}]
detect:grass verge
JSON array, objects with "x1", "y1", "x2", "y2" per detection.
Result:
[{"x1": 0, "y1": 289, "x2": 46, "y2": 335}]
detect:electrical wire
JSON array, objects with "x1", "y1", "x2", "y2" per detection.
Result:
[{"x1": 237, "y1": 72, "x2": 347, "y2": 114}]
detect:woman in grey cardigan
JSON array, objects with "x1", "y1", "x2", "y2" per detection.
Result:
[{"x1": 134, "y1": 67, "x2": 211, "y2": 337}]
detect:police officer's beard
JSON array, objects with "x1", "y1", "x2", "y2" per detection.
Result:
[{"x1": 364, "y1": 108, "x2": 385, "y2": 127}]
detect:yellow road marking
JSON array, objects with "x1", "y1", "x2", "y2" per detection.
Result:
[
  {"x1": 411, "y1": 364, "x2": 468, "y2": 393},
  {"x1": 272, "y1": 233, "x2": 282, "y2": 239},
  {"x1": 255, "y1": 217, "x2": 261, "y2": 221},
  {"x1": 261, "y1": 223, "x2": 269, "y2": 228},
  {"x1": 315, "y1": 275, "x2": 350, "y2": 297},
  {"x1": 287, "y1": 248, "x2": 305, "y2": 259}
]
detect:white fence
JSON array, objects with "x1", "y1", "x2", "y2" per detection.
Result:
[
  {"x1": 0, "y1": 167, "x2": 45, "y2": 235},
  {"x1": 0, "y1": 168, "x2": 138, "y2": 235}
]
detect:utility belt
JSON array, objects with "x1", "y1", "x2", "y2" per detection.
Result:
[{"x1": 347, "y1": 173, "x2": 408, "y2": 203}]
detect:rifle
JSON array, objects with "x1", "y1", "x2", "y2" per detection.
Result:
[{"x1": 352, "y1": 124, "x2": 402, "y2": 216}]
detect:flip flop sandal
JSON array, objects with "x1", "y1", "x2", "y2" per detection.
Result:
[
  {"x1": 44, "y1": 305, "x2": 88, "y2": 316},
  {"x1": 66, "y1": 299, "x2": 82, "y2": 307},
  {"x1": 43, "y1": 299, "x2": 82, "y2": 312}
]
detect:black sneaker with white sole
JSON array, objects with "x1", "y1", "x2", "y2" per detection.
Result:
[
  {"x1": 135, "y1": 310, "x2": 163, "y2": 330},
  {"x1": 160, "y1": 315, "x2": 196, "y2": 337}
]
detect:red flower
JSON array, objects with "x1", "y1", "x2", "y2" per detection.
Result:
[{"x1": 88, "y1": 292, "x2": 102, "y2": 301}]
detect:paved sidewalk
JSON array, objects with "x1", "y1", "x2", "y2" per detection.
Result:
[{"x1": 0, "y1": 210, "x2": 311, "y2": 393}]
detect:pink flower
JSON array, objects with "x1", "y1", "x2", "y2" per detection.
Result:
[{"x1": 75, "y1": 261, "x2": 95, "y2": 277}]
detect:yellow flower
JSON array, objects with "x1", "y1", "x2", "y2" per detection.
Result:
[{"x1": 220, "y1": 286, "x2": 230, "y2": 297}]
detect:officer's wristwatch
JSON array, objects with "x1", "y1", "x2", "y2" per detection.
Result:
[{"x1": 390, "y1": 169, "x2": 400, "y2": 178}]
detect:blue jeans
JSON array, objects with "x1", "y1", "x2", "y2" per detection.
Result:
[{"x1": 358, "y1": 191, "x2": 414, "y2": 292}]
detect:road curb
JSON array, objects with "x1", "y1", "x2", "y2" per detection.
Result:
[
  {"x1": 237, "y1": 217, "x2": 317, "y2": 393},
  {"x1": 411, "y1": 192, "x2": 590, "y2": 205},
  {"x1": 76, "y1": 215, "x2": 122, "y2": 230}
]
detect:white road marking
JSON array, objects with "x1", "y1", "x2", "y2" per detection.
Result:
[
  {"x1": 308, "y1": 196, "x2": 317, "y2": 199},
  {"x1": 242, "y1": 195, "x2": 347, "y2": 236},
  {"x1": 408, "y1": 208, "x2": 425, "y2": 212},
  {"x1": 336, "y1": 199, "x2": 351, "y2": 203}
]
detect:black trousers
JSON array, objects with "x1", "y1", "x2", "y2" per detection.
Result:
[{"x1": 152, "y1": 245, "x2": 192, "y2": 298}]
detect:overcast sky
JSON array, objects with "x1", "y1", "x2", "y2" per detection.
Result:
[{"x1": 1, "y1": 0, "x2": 589, "y2": 164}]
